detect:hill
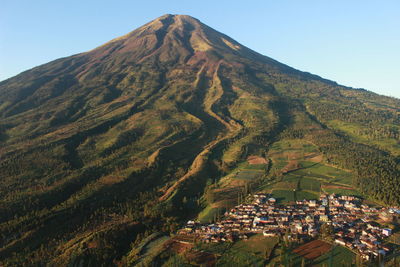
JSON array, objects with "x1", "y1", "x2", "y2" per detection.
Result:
[{"x1": 0, "y1": 14, "x2": 399, "y2": 265}]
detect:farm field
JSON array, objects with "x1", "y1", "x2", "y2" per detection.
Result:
[
  {"x1": 198, "y1": 202, "x2": 232, "y2": 223},
  {"x1": 233, "y1": 170, "x2": 264, "y2": 181},
  {"x1": 198, "y1": 156, "x2": 268, "y2": 223},
  {"x1": 323, "y1": 187, "x2": 361, "y2": 197},
  {"x1": 265, "y1": 138, "x2": 360, "y2": 201},
  {"x1": 313, "y1": 245, "x2": 356, "y2": 266},
  {"x1": 271, "y1": 189, "x2": 318, "y2": 204},
  {"x1": 293, "y1": 240, "x2": 332, "y2": 260},
  {"x1": 292, "y1": 162, "x2": 353, "y2": 186},
  {"x1": 232, "y1": 234, "x2": 279, "y2": 258},
  {"x1": 233, "y1": 160, "x2": 267, "y2": 181},
  {"x1": 289, "y1": 240, "x2": 355, "y2": 266},
  {"x1": 198, "y1": 205, "x2": 219, "y2": 223},
  {"x1": 196, "y1": 234, "x2": 279, "y2": 266},
  {"x1": 127, "y1": 232, "x2": 170, "y2": 265}
]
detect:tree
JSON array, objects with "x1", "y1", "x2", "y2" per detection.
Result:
[
  {"x1": 301, "y1": 257, "x2": 306, "y2": 267},
  {"x1": 320, "y1": 223, "x2": 334, "y2": 241}
]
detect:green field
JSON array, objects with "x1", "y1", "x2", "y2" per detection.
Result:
[
  {"x1": 292, "y1": 162, "x2": 353, "y2": 186},
  {"x1": 265, "y1": 138, "x2": 358, "y2": 198},
  {"x1": 299, "y1": 177, "x2": 321, "y2": 192},
  {"x1": 264, "y1": 162, "x2": 357, "y2": 202},
  {"x1": 233, "y1": 170, "x2": 264, "y2": 181},
  {"x1": 198, "y1": 157, "x2": 267, "y2": 223},
  {"x1": 281, "y1": 244, "x2": 355, "y2": 266},
  {"x1": 237, "y1": 162, "x2": 267, "y2": 170},
  {"x1": 198, "y1": 205, "x2": 226, "y2": 223},
  {"x1": 127, "y1": 232, "x2": 170, "y2": 265},
  {"x1": 271, "y1": 189, "x2": 318, "y2": 203},
  {"x1": 196, "y1": 234, "x2": 279, "y2": 266},
  {"x1": 231, "y1": 161, "x2": 267, "y2": 181},
  {"x1": 269, "y1": 139, "x2": 319, "y2": 154},
  {"x1": 313, "y1": 245, "x2": 356, "y2": 266},
  {"x1": 232, "y1": 234, "x2": 279, "y2": 256}
]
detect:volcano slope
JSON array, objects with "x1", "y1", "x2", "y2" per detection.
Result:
[{"x1": 0, "y1": 14, "x2": 399, "y2": 265}]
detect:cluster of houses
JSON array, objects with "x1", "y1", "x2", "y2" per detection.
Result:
[{"x1": 179, "y1": 193, "x2": 398, "y2": 261}]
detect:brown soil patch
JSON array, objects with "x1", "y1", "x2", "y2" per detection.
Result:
[
  {"x1": 87, "y1": 241, "x2": 99, "y2": 249},
  {"x1": 304, "y1": 153, "x2": 323, "y2": 163},
  {"x1": 282, "y1": 160, "x2": 300, "y2": 173},
  {"x1": 293, "y1": 240, "x2": 332, "y2": 260},
  {"x1": 212, "y1": 187, "x2": 243, "y2": 207},
  {"x1": 216, "y1": 177, "x2": 247, "y2": 190},
  {"x1": 247, "y1": 155, "x2": 268, "y2": 165},
  {"x1": 186, "y1": 250, "x2": 217, "y2": 267},
  {"x1": 274, "y1": 182, "x2": 296, "y2": 190},
  {"x1": 164, "y1": 239, "x2": 194, "y2": 254},
  {"x1": 286, "y1": 152, "x2": 301, "y2": 160}
]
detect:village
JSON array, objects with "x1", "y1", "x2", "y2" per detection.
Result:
[{"x1": 179, "y1": 193, "x2": 400, "y2": 261}]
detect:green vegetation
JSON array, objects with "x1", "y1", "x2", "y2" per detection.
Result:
[
  {"x1": 198, "y1": 205, "x2": 221, "y2": 223},
  {"x1": 271, "y1": 189, "x2": 319, "y2": 203},
  {"x1": 273, "y1": 241, "x2": 355, "y2": 267},
  {"x1": 326, "y1": 120, "x2": 400, "y2": 156},
  {"x1": 198, "y1": 160, "x2": 268, "y2": 223},
  {"x1": 313, "y1": 245, "x2": 355, "y2": 266},
  {"x1": 264, "y1": 137, "x2": 360, "y2": 202},
  {"x1": 194, "y1": 234, "x2": 279, "y2": 266},
  {"x1": 125, "y1": 233, "x2": 170, "y2": 266}
]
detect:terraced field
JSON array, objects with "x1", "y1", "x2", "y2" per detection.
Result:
[
  {"x1": 195, "y1": 234, "x2": 279, "y2": 266},
  {"x1": 282, "y1": 241, "x2": 355, "y2": 266},
  {"x1": 198, "y1": 156, "x2": 268, "y2": 222},
  {"x1": 271, "y1": 189, "x2": 319, "y2": 204},
  {"x1": 125, "y1": 232, "x2": 170, "y2": 265},
  {"x1": 264, "y1": 138, "x2": 360, "y2": 202}
]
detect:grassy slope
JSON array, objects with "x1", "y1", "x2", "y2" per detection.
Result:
[
  {"x1": 194, "y1": 234, "x2": 279, "y2": 267},
  {"x1": 326, "y1": 119, "x2": 400, "y2": 156}
]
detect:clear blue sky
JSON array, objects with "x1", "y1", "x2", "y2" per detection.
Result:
[{"x1": 1, "y1": 0, "x2": 399, "y2": 98}]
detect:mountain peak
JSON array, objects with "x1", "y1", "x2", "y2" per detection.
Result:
[
  {"x1": 82, "y1": 13, "x2": 251, "y2": 73},
  {"x1": 156, "y1": 13, "x2": 199, "y2": 22}
]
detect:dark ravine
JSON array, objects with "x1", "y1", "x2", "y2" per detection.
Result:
[{"x1": 0, "y1": 14, "x2": 399, "y2": 265}]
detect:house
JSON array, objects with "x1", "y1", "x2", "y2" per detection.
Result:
[
  {"x1": 382, "y1": 228, "x2": 392, "y2": 236},
  {"x1": 294, "y1": 223, "x2": 303, "y2": 233},
  {"x1": 320, "y1": 215, "x2": 329, "y2": 222},
  {"x1": 263, "y1": 230, "x2": 277, "y2": 237},
  {"x1": 335, "y1": 238, "x2": 346, "y2": 246},
  {"x1": 308, "y1": 200, "x2": 317, "y2": 207}
]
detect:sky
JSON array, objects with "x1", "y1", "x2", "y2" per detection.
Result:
[{"x1": 1, "y1": 0, "x2": 399, "y2": 98}]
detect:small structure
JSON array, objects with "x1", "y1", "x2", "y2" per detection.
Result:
[{"x1": 382, "y1": 228, "x2": 392, "y2": 236}]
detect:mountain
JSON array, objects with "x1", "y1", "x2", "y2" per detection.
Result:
[{"x1": 0, "y1": 14, "x2": 399, "y2": 265}]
